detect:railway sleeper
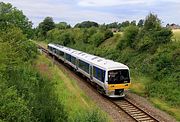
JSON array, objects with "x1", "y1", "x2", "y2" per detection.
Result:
[
  {"x1": 126, "y1": 109, "x2": 140, "y2": 113},
  {"x1": 131, "y1": 113, "x2": 145, "y2": 116},
  {"x1": 127, "y1": 111, "x2": 142, "y2": 114},
  {"x1": 133, "y1": 115, "x2": 149, "y2": 119},
  {"x1": 124, "y1": 107, "x2": 137, "y2": 111},
  {"x1": 141, "y1": 120, "x2": 155, "y2": 122},
  {"x1": 136, "y1": 117, "x2": 152, "y2": 121},
  {"x1": 119, "y1": 103, "x2": 131, "y2": 106}
]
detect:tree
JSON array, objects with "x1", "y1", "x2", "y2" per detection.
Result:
[
  {"x1": 121, "y1": 21, "x2": 130, "y2": 28},
  {"x1": 130, "y1": 20, "x2": 136, "y2": 26},
  {"x1": 137, "y1": 19, "x2": 144, "y2": 27},
  {"x1": 104, "y1": 30, "x2": 113, "y2": 40},
  {"x1": 135, "y1": 13, "x2": 172, "y2": 51},
  {"x1": 0, "y1": 2, "x2": 33, "y2": 38},
  {"x1": 117, "y1": 25, "x2": 139, "y2": 49},
  {"x1": 106, "y1": 22, "x2": 118, "y2": 28},
  {"x1": 38, "y1": 17, "x2": 55, "y2": 37},
  {"x1": 56, "y1": 22, "x2": 71, "y2": 29},
  {"x1": 89, "y1": 32, "x2": 104, "y2": 47},
  {"x1": 74, "y1": 21, "x2": 99, "y2": 28},
  {"x1": 143, "y1": 13, "x2": 161, "y2": 31}
]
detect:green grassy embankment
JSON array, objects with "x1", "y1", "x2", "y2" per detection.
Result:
[{"x1": 34, "y1": 54, "x2": 112, "y2": 122}]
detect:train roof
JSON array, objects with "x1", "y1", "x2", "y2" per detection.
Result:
[{"x1": 48, "y1": 43, "x2": 129, "y2": 70}]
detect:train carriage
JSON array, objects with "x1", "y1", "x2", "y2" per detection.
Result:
[{"x1": 47, "y1": 43, "x2": 131, "y2": 97}]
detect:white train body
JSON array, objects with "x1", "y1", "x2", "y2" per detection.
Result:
[{"x1": 48, "y1": 43, "x2": 131, "y2": 97}]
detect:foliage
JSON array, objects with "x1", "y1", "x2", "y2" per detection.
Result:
[
  {"x1": 0, "y1": 2, "x2": 68, "y2": 121},
  {"x1": 0, "y1": 81, "x2": 32, "y2": 122},
  {"x1": 143, "y1": 13, "x2": 161, "y2": 31},
  {"x1": 37, "y1": 17, "x2": 55, "y2": 37},
  {"x1": 131, "y1": 13, "x2": 173, "y2": 52},
  {"x1": 115, "y1": 13, "x2": 179, "y2": 107},
  {"x1": 172, "y1": 29, "x2": 180, "y2": 41},
  {"x1": 106, "y1": 22, "x2": 119, "y2": 28},
  {"x1": 137, "y1": 19, "x2": 144, "y2": 27},
  {"x1": 104, "y1": 29, "x2": 113, "y2": 40},
  {"x1": 74, "y1": 109, "x2": 109, "y2": 122},
  {"x1": 56, "y1": 22, "x2": 71, "y2": 29},
  {"x1": 117, "y1": 25, "x2": 139, "y2": 49},
  {"x1": 74, "y1": 21, "x2": 99, "y2": 28},
  {"x1": 89, "y1": 32, "x2": 105, "y2": 47},
  {"x1": 0, "y1": 2, "x2": 33, "y2": 38}
]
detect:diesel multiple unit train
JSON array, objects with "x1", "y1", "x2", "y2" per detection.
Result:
[{"x1": 48, "y1": 43, "x2": 131, "y2": 97}]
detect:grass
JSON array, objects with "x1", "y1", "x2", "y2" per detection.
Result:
[
  {"x1": 100, "y1": 34, "x2": 121, "y2": 49},
  {"x1": 31, "y1": 40, "x2": 48, "y2": 49},
  {"x1": 150, "y1": 98, "x2": 180, "y2": 121},
  {"x1": 34, "y1": 54, "x2": 112, "y2": 122},
  {"x1": 130, "y1": 72, "x2": 180, "y2": 121},
  {"x1": 172, "y1": 29, "x2": 180, "y2": 41},
  {"x1": 129, "y1": 69, "x2": 152, "y2": 96}
]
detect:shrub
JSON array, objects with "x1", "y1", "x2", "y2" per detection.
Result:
[
  {"x1": 89, "y1": 32, "x2": 105, "y2": 47},
  {"x1": 0, "y1": 81, "x2": 32, "y2": 122},
  {"x1": 104, "y1": 30, "x2": 113, "y2": 40},
  {"x1": 117, "y1": 25, "x2": 138, "y2": 49}
]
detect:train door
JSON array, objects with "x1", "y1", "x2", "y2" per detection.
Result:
[
  {"x1": 76, "y1": 59, "x2": 79, "y2": 70},
  {"x1": 90, "y1": 65, "x2": 93, "y2": 81}
]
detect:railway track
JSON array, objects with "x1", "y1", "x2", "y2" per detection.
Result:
[
  {"x1": 111, "y1": 98, "x2": 159, "y2": 122},
  {"x1": 38, "y1": 45, "x2": 160, "y2": 122}
]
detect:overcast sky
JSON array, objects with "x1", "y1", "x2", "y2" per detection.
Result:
[{"x1": 2, "y1": 0, "x2": 180, "y2": 27}]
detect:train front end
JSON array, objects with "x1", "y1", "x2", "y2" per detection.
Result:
[{"x1": 105, "y1": 69, "x2": 131, "y2": 97}]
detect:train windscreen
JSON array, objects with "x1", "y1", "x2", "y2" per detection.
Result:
[{"x1": 108, "y1": 69, "x2": 130, "y2": 84}]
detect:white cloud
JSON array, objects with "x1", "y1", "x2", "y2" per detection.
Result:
[
  {"x1": 78, "y1": 0, "x2": 155, "y2": 7},
  {"x1": 2, "y1": 0, "x2": 122, "y2": 26},
  {"x1": 2, "y1": 0, "x2": 180, "y2": 26}
]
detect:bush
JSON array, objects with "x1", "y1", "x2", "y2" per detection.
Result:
[
  {"x1": 117, "y1": 25, "x2": 138, "y2": 49},
  {"x1": 0, "y1": 81, "x2": 32, "y2": 122},
  {"x1": 104, "y1": 30, "x2": 113, "y2": 40},
  {"x1": 89, "y1": 32, "x2": 105, "y2": 47}
]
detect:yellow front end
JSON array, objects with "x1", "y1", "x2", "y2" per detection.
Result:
[
  {"x1": 108, "y1": 83, "x2": 131, "y2": 91},
  {"x1": 107, "y1": 83, "x2": 131, "y2": 97}
]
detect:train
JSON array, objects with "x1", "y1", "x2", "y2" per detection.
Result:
[{"x1": 47, "y1": 43, "x2": 131, "y2": 97}]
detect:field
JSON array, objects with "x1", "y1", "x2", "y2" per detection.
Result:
[
  {"x1": 35, "y1": 54, "x2": 112, "y2": 122},
  {"x1": 172, "y1": 29, "x2": 180, "y2": 41}
]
